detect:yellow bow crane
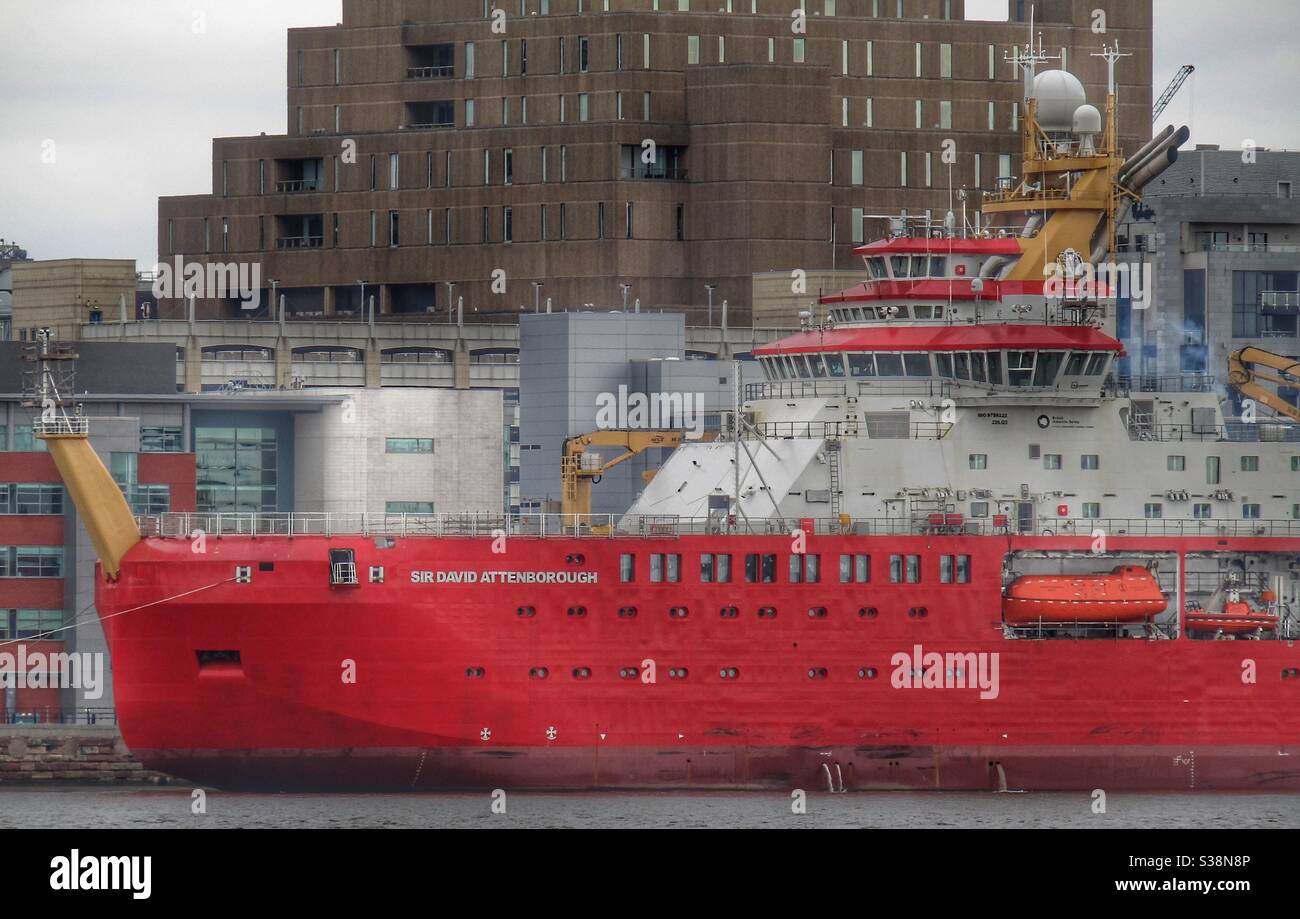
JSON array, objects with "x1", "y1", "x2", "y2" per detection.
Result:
[{"x1": 560, "y1": 430, "x2": 687, "y2": 525}]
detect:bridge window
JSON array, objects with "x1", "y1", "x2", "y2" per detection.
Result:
[
  {"x1": 1064, "y1": 353, "x2": 1087, "y2": 376},
  {"x1": 986, "y1": 352, "x2": 1003, "y2": 384},
  {"x1": 809, "y1": 355, "x2": 829, "y2": 378},
  {"x1": 1008, "y1": 351, "x2": 1035, "y2": 387},
  {"x1": 935, "y1": 354, "x2": 953, "y2": 377},
  {"x1": 848, "y1": 353, "x2": 876, "y2": 377},
  {"x1": 875, "y1": 354, "x2": 905, "y2": 377},
  {"x1": 1033, "y1": 352, "x2": 1065, "y2": 387},
  {"x1": 745, "y1": 553, "x2": 777, "y2": 583},
  {"x1": 953, "y1": 353, "x2": 970, "y2": 380},
  {"x1": 903, "y1": 354, "x2": 931, "y2": 377},
  {"x1": 1085, "y1": 354, "x2": 1109, "y2": 376},
  {"x1": 824, "y1": 354, "x2": 846, "y2": 377},
  {"x1": 969, "y1": 352, "x2": 986, "y2": 383},
  {"x1": 620, "y1": 553, "x2": 635, "y2": 582},
  {"x1": 700, "y1": 553, "x2": 732, "y2": 583}
]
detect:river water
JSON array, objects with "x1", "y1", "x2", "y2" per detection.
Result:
[{"x1": 1, "y1": 788, "x2": 1297, "y2": 829}]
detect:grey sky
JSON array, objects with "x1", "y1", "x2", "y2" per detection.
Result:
[{"x1": 1, "y1": 0, "x2": 1296, "y2": 270}]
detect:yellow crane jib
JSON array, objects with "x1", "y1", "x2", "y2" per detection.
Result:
[
  {"x1": 1227, "y1": 348, "x2": 1300, "y2": 424},
  {"x1": 561, "y1": 430, "x2": 688, "y2": 525}
]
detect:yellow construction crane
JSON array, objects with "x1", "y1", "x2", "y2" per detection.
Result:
[
  {"x1": 1228, "y1": 347, "x2": 1300, "y2": 423},
  {"x1": 561, "y1": 430, "x2": 687, "y2": 525}
]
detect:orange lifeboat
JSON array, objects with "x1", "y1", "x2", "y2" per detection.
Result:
[
  {"x1": 1185, "y1": 601, "x2": 1279, "y2": 637},
  {"x1": 1003, "y1": 566, "x2": 1167, "y2": 624}
]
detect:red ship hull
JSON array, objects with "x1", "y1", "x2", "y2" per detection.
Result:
[{"x1": 95, "y1": 533, "x2": 1300, "y2": 791}]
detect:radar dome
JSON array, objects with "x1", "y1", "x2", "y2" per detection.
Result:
[
  {"x1": 1072, "y1": 104, "x2": 1102, "y2": 135},
  {"x1": 1032, "y1": 70, "x2": 1088, "y2": 132}
]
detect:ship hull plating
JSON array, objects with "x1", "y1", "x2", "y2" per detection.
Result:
[{"x1": 96, "y1": 533, "x2": 1300, "y2": 792}]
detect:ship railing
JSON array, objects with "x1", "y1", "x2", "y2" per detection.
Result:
[
  {"x1": 1111, "y1": 373, "x2": 1217, "y2": 395},
  {"x1": 1034, "y1": 518, "x2": 1300, "y2": 539},
  {"x1": 3, "y1": 707, "x2": 117, "y2": 726},
  {"x1": 744, "y1": 421, "x2": 953, "y2": 441},
  {"x1": 1004, "y1": 619, "x2": 1179, "y2": 641},
  {"x1": 744, "y1": 380, "x2": 952, "y2": 402},
  {"x1": 132, "y1": 513, "x2": 1300, "y2": 541}
]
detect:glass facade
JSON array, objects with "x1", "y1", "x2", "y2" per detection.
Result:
[
  {"x1": 1233, "y1": 270, "x2": 1299, "y2": 339},
  {"x1": 195, "y1": 427, "x2": 279, "y2": 512}
]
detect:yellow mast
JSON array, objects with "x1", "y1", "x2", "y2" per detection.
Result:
[{"x1": 26, "y1": 334, "x2": 141, "y2": 580}]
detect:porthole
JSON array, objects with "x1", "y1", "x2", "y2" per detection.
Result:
[
  {"x1": 572, "y1": 667, "x2": 592, "y2": 679},
  {"x1": 858, "y1": 607, "x2": 878, "y2": 619},
  {"x1": 719, "y1": 606, "x2": 740, "y2": 619},
  {"x1": 857, "y1": 667, "x2": 878, "y2": 680},
  {"x1": 669, "y1": 606, "x2": 690, "y2": 619},
  {"x1": 618, "y1": 606, "x2": 638, "y2": 618},
  {"x1": 668, "y1": 667, "x2": 689, "y2": 680},
  {"x1": 757, "y1": 607, "x2": 778, "y2": 619},
  {"x1": 466, "y1": 667, "x2": 486, "y2": 678},
  {"x1": 564, "y1": 553, "x2": 586, "y2": 565},
  {"x1": 807, "y1": 668, "x2": 828, "y2": 680},
  {"x1": 529, "y1": 667, "x2": 548, "y2": 679},
  {"x1": 567, "y1": 606, "x2": 588, "y2": 617},
  {"x1": 618, "y1": 667, "x2": 640, "y2": 680},
  {"x1": 719, "y1": 667, "x2": 740, "y2": 680},
  {"x1": 807, "y1": 607, "x2": 828, "y2": 619},
  {"x1": 908, "y1": 607, "x2": 928, "y2": 619},
  {"x1": 517, "y1": 606, "x2": 537, "y2": 618}
]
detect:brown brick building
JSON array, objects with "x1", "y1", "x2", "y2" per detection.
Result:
[{"x1": 157, "y1": 0, "x2": 1152, "y2": 326}]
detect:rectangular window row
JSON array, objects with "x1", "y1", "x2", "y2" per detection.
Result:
[
  {"x1": 619, "y1": 551, "x2": 970, "y2": 585},
  {"x1": 0, "y1": 546, "x2": 64, "y2": 579},
  {"x1": 0, "y1": 484, "x2": 64, "y2": 516}
]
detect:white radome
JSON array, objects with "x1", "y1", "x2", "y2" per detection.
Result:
[
  {"x1": 1072, "y1": 104, "x2": 1103, "y2": 135},
  {"x1": 1033, "y1": 69, "x2": 1088, "y2": 132}
]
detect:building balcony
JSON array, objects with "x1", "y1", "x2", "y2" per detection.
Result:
[
  {"x1": 276, "y1": 236, "x2": 324, "y2": 250},
  {"x1": 407, "y1": 65, "x2": 454, "y2": 80},
  {"x1": 275, "y1": 179, "x2": 321, "y2": 194}
]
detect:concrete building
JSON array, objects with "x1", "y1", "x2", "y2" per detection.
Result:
[
  {"x1": 518, "y1": 311, "x2": 758, "y2": 514},
  {"x1": 155, "y1": 0, "x2": 1152, "y2": 327},
  {"x1": 0, "y1": 240, "x2": 31, "y2": 342},
  {"x1": 0, "y1": 341, "x2": 506, "y2": 723},
  {"x1": 1118, "y1": 148, "x2": 1300, "y2": 404},
  {"x1": 8, "y1": 259, "x2": 136, "y2": 343}
]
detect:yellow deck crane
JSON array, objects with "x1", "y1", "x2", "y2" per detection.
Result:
[
  {"x1": 1227, "y1": 347, "x2": 1300, "y2": 423},
  {"x1": 561, "y1": 431, "x2": 688, "y2": 530}
]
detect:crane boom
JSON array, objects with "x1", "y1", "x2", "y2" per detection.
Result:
[
  {"x1": 561, "y1": 430, "x2": 687, "y2": 525},
  {"x1": 1227, "y1": 347, "x2": 1300, "y2": 423},
  {"x1": 1153, "y1": 65, "x2": 1194, "y2": 123}
]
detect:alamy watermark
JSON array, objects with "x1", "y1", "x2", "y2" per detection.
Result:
[
  {"x1": 151, "y1": 256, "x2": 262, "y2": 309},
  {"x1": 0, "y1": 646, "x2": 106, "y2": 699},
  {"x1": 595, "y1": 385, "x2": 706, "y2": 438}
]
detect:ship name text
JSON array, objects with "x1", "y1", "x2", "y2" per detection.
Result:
[{"x1": 411, "y1": 570, "x2": 599, "y2": 585}]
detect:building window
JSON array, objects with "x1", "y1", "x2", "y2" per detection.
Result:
[
  {"x1": 620, "y1": 553, "x2": 636, "y2": 582},
  {"x1": 579, "y1": 35, "x2": 589, "y2": 72},
  {"x1": 1044, "y1": 454, "x2": 1062, "y2": 470},
  {"x1": 890, "y1": 555, "x2": 921, "y2": 584},
  {"x1": 789, "y1": 554, "x2": 821, "y2": 584},
  {"x1": 1194, "y1": 504, "x2": 1213, "y2": 519},
  {"x1": 1241, "y1": 456, "x2": 1259, "y2": 472},
  {"x1": 940, "y1": 43, "x2": 952, "y2": 79},
  {"x1": 141, "y1": 427, "x2": 184, "y2": 453},
  {"x1": 386, "y1": 502, "x2": 434, "y2": 514},
  {"x1": 1207, "y1": 456, "x2": 1221, "y2": 485},
  {"x1": 939, "y1": 555, "x2": 971, "y2": 583},
  {"x1": 687, "y1": 35, "x2": 699, "y2": 65},
  {"x1": 1168, "y1": 455, "x2": 1186, "y2": 472},
  {"x1": 793, "y1": 38, "x2": 805, "y2": 63},
  {"x1": 0, "y1": 485, "x2": 63, "y2": 516},
  {"x1": 1082, "y1": 503, "x2": 1101, "y2": 519},
  {"x1": 0, "y1": 546, "x2": 65, "y2": 579},
  {"x1": 675, "y1": 203, "x2": 684, "y2": 241},
  {"x1": 969, "y1": 454, "x2": 987, "y2": 470},
  {"x1": 389, "y1": 211, "x2": 400, "y2": 247},
  {"x1": 386, "y1": 438, "x2": 434, "y2": 454},
  {"x1": 1144, "y1": 503, "x2": 1163, "y2": 519},
  {"x1": 579, "y1": 94, "x2": 589, "y2": 122},
  {"x1": 1081, "y1": 454, "x2": 1100, "y2": 470},
  {"x1": 503, "y1": 206, "x2": 513, "y2": 243},
  {"x1": 744, "y1": 553, "x2": 777, "y2": 584},
  {"x1": 504, "y1": 147, "x2": 513, "y2": 185}
]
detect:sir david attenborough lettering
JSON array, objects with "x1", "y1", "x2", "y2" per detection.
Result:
[{"x1": 412, "y1": 570, "x2": 599, "y2": 584}]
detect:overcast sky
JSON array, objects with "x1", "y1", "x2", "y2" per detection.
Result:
[{"x1": 2, "y1": 0, "x2": 1297, "y2": 269}]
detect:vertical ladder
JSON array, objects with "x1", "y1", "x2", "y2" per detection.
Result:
[{"x1": 827, "y1": 440, "x2": 842, "y2": 520}]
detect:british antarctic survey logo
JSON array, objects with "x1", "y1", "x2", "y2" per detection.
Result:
[{"x1": 890, "y1": 645, "x2": 1001, "y2": 700}]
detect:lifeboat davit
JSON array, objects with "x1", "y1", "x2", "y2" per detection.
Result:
[
  {"x1": 1003, "y1": 566, "x2": 1167, "y2": 624},
  {"x1": 1185, "y1": 601, "x2": 1279, "y2": 636}
]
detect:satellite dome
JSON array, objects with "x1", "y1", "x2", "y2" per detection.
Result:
[
  {"x1": 1072, "y1": 104, "x2": 1102, "y2": 135},
  {"x1": 1033, "y1": 69, "x2": 1088, "y2": 132}
]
